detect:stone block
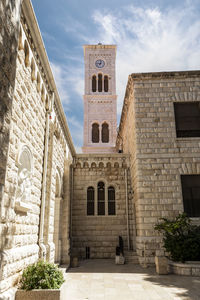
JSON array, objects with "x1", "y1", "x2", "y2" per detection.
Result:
[
  {"x1": 115, "y1": 255, "x2": 125, "y2": 265},
  {"x1": 192, "y1": 267, "x2": 200, "y2": 276},
  {"x1": 155, "y1": 256, "x2": 168, "y2": 275}
]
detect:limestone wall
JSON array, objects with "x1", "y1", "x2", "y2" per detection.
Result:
[
  {"x1": 0, "y1": 1, "x2": 75, "y2": 298},
  {"x1": 72, "y1": 154, "x2": 135, "y2": 258},
  {"x1": 44, "y1": 119, "x2": 71, "y2": 264},
  {"x1": 0, "y1": 24, "x2": 46, "y2": 297},
  {"x1": 0, "y1": 0, "x2": 22, "y2": 217},
  {"x1": 117, "y1": 71, "x2": 200, "y2": 265}
]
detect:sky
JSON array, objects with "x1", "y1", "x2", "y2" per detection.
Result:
[{"x1": 31, "y1": 0, "x2": 200, "y2": 153}]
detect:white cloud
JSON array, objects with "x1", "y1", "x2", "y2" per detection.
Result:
[
  {"x1": 50, "y1": 61, "x2": 84, "y2": 104},
  {"x1": 67, "y1": 115, "x2": 82, "y2": 129},
  {"x1": 92, "y1": 3, "x2": 200, "y2": 116},
  {"x1": 50, "y1": 62, "x2": 70, "y2": 108},
  {"x1": 67, "y1": 116, "x2": 83, "y2": 153},
  {"x1": 66, "y1": 69, "x2": 84, "y2": 99},
  {"x1": 50, "y1": 61, "x2": 84, "y2": 150},
  {"x1": 59, "y1": 17, "x2": 89, "y2": 43}
]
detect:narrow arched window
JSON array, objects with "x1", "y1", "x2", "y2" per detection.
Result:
[
  {"x1": 18, "y1": 27, "x2": 23, "y2": 50},
  {"x1": 37, "y1": 73, "x2": 41, "y2": 92},
  {"x1": 92, "y1": 75, "x2": 97, "y2": 92},
  {"x1": 92, "y1": 123, "x2": 99, "y2": 143},
  {"x1": 104, "y1": 75, "x2": 109, "y2": 92},
  {"x1": 41, "y1": 85, "x2": 45, "y2": 102},
  {"x1": 31, "y1": 58, "x2": 36, "y2": 82},
  {"x1": 102, "y1": 123, "x2": 109, "y2": 143},
  {"x1": 87, "y1": 187, "x2": 94, "y2": 215},
  {"x1": 45, "y1": 95, "x2": 49, "y2": 110},
  {"x1": 98, "y1": 181, "x2": 105, "y2": 215},
  {"x1": 24, "y1": 40, "x2": 29, "y2": 67},
  {"x1": 98, "y1": 74, "x2": 102, "y2": 92},
  {"x1": 55, "y1": 172, "x2": 61, "y2": 198},
  {"x1": 108, "y1": 186, "x2": 115, "y2": 215}
]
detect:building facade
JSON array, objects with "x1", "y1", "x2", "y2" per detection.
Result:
[
  {"x1": 1, "y1": 0, "x2": 200, "y2": 298},
  {"x1": 72, "y1": 153, "x2": 136, "y2": 259},
  {"x1": 117, "y1": 71, "x2": 200, "y2": 265}
]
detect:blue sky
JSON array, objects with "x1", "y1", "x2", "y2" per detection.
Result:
[{"x1": 31, "y1": 0, "x2": 200, "y2": 152}]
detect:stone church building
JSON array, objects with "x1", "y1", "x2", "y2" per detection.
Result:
[{"x1": 0, "y1": 0, "x2": 200, "y2": 298}]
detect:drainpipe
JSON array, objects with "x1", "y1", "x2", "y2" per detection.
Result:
[
  {"x1": 125, "y1": 168, "x2": 130, "y2": 250},
  {"x1": 38, "y1": 92, "x2": 54, "y2": 259},
  {"x1": 70, "y1": 158, "x2": 75, "y2": 255}
]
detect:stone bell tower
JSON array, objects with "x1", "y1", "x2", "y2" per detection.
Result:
[{"x1": 82, "y1": 44, "x2": 117, "y2": 153}]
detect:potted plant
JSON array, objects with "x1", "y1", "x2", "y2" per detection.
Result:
[
  {"x1": 155, "y1": 213, "x2": 200, "y2": 276},
  {"x1": 15, "y1": 260, "x2": 66, "y2": 300}
]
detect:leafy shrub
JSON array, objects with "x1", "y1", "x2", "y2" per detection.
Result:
[
  {"x1": 20, "y1": 260, "x2": 65, "y2": 290},
  {"x1": 155, "y1": 213, "x2": 200, "y2": 262}
]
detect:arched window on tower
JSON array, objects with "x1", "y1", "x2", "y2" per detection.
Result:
[
  {"x1": 92, "y1": 75, "x2": 97, "y2": 92},
  {"x1": 102, "y1": 123, "x2": 109, "y2": 143},
  {"x1": 104, "y1": 75, "x2": 109, "y2": 92},
  {"x1": 98, "y1": 181, "x2": 105, "y2": 215},
  {"x1": 92, "y1": 123, "x2": 99, "y2": 143},
  {"x1": 98, "y1": 74, "x2": 102, "y2": 92},
  {"x1": 108, "y1": 186, "x2": 115, "y2": 215},
  {"x1": 87, "y1": 186, "x2": 95, "y2": 215}
]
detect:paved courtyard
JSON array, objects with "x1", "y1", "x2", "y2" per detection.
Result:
[{"x1": 63, "y1": 259, "x2": 200, "y2": 300}]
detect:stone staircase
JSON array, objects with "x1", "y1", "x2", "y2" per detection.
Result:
[{"x1": 124, "y1": 250, "x2": 139, "y2": 264}]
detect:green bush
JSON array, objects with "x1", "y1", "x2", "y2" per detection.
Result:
[
  {"x1": 155, "y1": 213, "x2": 200, "y2": 262},
  {"x1": 20, "y1": 260, "x2": 65, "y2": 290}
]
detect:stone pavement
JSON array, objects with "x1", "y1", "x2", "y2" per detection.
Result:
[{"x1": 63, "y1": 259, "x2": 200, "y2": 300}]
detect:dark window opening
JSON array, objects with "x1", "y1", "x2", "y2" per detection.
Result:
[
  {"x1": 98, "y1": 74, "x2": 102, "y2": 92},
  {"x1": 102, "y1": 123, "x2": 109, "y2": 143},
  {"x1": 87, "y1": 187, "x2": 94, "y2": 215},
  {"x1": 98, "y1": 181, "x2": 105, "y2": 215},
  {"x1": 104, "y1": 75, "x2": 109, "y2": 92},
  {"x1": 92, "y1": 123, "x2": 99, "y2": 143},
  {"x1": 92, "y1": 75, "x2": 96, "y2": 92},
  {"x1": 86, "y1": 247, "x2": 90, "y2": 259},
  {"x1": 181, "y1": 175, "x2": 200, "y2": 217},
  {"x1": 108, "y1": 186, "x2": 115, "y2": 215},
  {"x1": 174, "y1": 102, "x2": 200, "y2": 138}
]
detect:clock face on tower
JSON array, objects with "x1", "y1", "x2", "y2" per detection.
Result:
[{"x1": 95, "y1": 59, "x2": 105, "y2": 68}]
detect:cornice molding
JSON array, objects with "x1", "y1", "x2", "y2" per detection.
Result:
[
  {"x1": 22, "y1": 0, "x2": 76, "y2": 156},
  {"x1": 130, "y1": 70, "x2": 200, "y2": 81}
]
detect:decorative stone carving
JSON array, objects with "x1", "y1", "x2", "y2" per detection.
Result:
[{"x1": 15, "y1": 145, "x2": 33, "y2": 213}]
